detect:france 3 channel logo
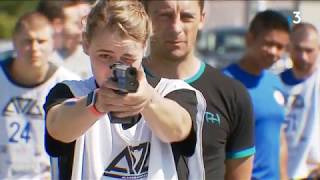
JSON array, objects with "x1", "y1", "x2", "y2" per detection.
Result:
[{"x1": 288, "y1": 11, "x2": 301, "y2": 25}]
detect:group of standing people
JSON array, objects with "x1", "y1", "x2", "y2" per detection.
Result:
[{"x1": 0, "y1": 0, "x2": 320, "y2": 180}]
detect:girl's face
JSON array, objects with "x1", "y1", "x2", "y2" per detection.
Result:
[{"x1": 83, "y1": 28, "x2": 145, "y2": 87}]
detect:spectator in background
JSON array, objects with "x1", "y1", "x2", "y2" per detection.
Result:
[
  {"x1": 36, "y1": 0, "x2": 66, "y2": 50},
  {"x1": 224, "y1": 10, "x2": 290, "y2": 180},
  {"x1": 0, "y1": 12, "x2": 78, "y2": 179},
  {"x1": 37, "y1": 0, "x2": 92, "y2": 79},
  {"x1": 280, "y1": 23, "x2": 320, "y2": 179},
  {"x1": 36, "y1": 0, "x2": 91, "y2": 50},
  {"x1": 0, "y1": 1, "x2": 67, "y2": 63},
  {"x1": 142, "y1": 0, "x2": 255, "y2": 179}
]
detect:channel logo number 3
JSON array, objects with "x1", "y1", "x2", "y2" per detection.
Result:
[{"x1": 292, "y1": 11, "x2": 301, "y2": 24}]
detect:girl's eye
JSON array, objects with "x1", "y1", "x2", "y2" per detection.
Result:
[
  {"x1": 99, "y1": 54, "x2": 114, "y2": 61},
  {"x1": 99, "y1": 54, "x2": 109, "y2": 59},
  {"x1": 121, "y1": 58, "x2": 135, "y2": 65}
]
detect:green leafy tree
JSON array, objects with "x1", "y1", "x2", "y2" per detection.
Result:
[{"x1": 0, "y1": 0, "x2": 39, "y2": 39}]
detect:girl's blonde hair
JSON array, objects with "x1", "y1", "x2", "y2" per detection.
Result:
[{"x1": 84, "y1": 0, "x2": 152, "y2": 45}]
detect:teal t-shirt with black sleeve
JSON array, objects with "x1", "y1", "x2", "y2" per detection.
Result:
[{"x1": 224, "y1": 64, "x2": 285, "y2": 180}]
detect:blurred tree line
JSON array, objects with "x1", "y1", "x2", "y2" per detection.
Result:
[{"x1": 0, "y1": 0, "x2": 39, "y2": 39}]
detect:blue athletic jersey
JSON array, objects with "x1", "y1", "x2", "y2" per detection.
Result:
[{"x1": 224, "y1": 64, "x2": 285, "y2": 180}]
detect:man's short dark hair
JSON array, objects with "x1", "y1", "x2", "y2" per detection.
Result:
[
  {"x1": 37, "y1": 0, "x2": 94, "y2": 22},
  {"x1": 249, "y1": 10, "x2": 290, "y2": 37},
  {"x1": 36, "y1": 0, "x2": 65, "y2": 21},
  {"x1": 141, "y1": 0, "x2": 204, "y2": 13}
]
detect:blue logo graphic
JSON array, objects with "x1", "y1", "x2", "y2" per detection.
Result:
[
  {"x1": 205, "y1": 112, "x2": 220, "y2": 125},
  {"x1": 287, "y1": 16, "x2": 292, "y2": 26}
]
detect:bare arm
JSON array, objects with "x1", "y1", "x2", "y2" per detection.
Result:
[
  {"x1": 46, "y1": 96, "x2": 102, "y2": 143},
  {"x1": 280, "y1": 128, "x2": 289, "y2": 180},
  {"x1": 141, "y1": 86, "x2": 192, "y2": 143},
  {"x1": 225, "y1": 156, "x2": 254, "y2": 180}
]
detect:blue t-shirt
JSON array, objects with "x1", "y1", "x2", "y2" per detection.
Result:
[{"x1": 224, "y1": 64, "x2": 285, "y2": 180}]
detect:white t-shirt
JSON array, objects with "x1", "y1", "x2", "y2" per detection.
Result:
[{"x1": 50, "y1": 45, "x2": 92, "y2": 80}]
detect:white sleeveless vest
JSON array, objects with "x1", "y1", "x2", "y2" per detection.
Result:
[
  {"x1": 0, "y1": 66, "x2": 79, "y2": 179},
  {"x1": 282, "y1": 69, "x2": 320, "y2": 179},
  {"x1": 62, "y1": 77, "x2": 206, "y2": 180}
]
